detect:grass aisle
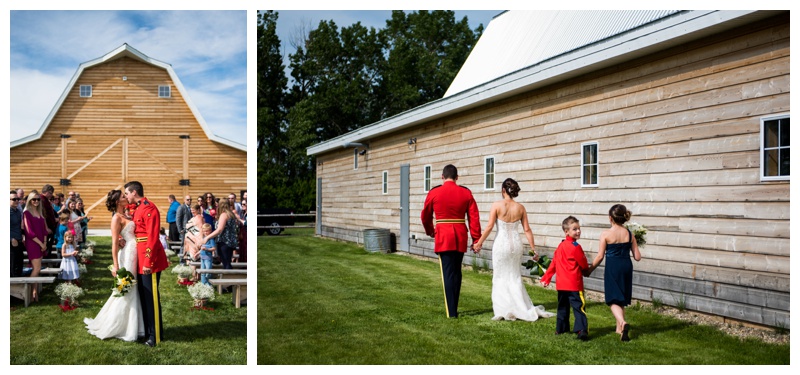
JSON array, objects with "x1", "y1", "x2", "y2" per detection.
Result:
[
  {"x1": 10, "y1": 237, "x2": 246, "y2": 365},
  {"x1": 259, "y1": 229, "x2": 789, "y2": 365}
]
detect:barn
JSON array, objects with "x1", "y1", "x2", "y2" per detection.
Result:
[
  {"x1": 10, "y1": 44, "x2": 247, "y2": 230},
  {"x1": 306, "y1": 10, "x2": 790, "y2": 327}
]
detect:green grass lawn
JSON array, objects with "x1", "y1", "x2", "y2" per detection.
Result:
[
  {"x1": 10, "y1": 237, "x2": 246, "y2": 365},
  {"x1": 259, "y1": 229, "x2": 789, "y2": 365}
]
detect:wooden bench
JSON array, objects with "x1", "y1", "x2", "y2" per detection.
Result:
[
  {"x1": 40, "y1": 268, "x2": 62, "y2": 276},
  {"x1": 194, "y1": 269, "x2": 247, "y2": 294},
  {"x1": 208, "y1": 278, "x2": 247, "y2": 308},
  {"x1": 188, "y1": 261, "x2": 247, "y2": 269},
  {"x1": 24, "y1": 258, "x2": 62, "y2": 266},
  {"x1": 10, "y1": 276, "x2": 57, "y2": 307}
]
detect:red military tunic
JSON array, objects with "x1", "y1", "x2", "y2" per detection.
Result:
[
  {"x1": 133, "y1": 197, "x2": 169, "y2": 274},
  {"x1": 541, "y1": 235, "x2": 589, "y2": 291},
  {"x1": 421, "y1": 180, "x2": 482, "y2": 253}
]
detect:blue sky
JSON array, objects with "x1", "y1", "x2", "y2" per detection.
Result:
[{"x1": 9, "y1": 10, "x2": 247, "y2": 146}]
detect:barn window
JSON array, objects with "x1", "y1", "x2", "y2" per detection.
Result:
[
  {"x1": 423, "y1": 165, "x2": 432, "y2": 192},
  {"x1": 761, "y1": 115, "x2": 790, "y2": 181},
  {"x1": 353, "y1": 149, "x2": 358, "y2": 170},
  {"x1": 484, "y1": 156, "x2": 495, "y2": 190},
  {"x1": 158, "y1": 85, "x2": 171, "y2": 98},
  {"x1": 79, "y1": 85, "x2": 92, "y2": 97},
  {"x1": 382, "y1": 171, "x2": 389, "y2": 194},
  {"x1": 581, "y1": 142, "x2": 599, "y2": 187}
]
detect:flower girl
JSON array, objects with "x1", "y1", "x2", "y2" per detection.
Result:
[{"x1": 59, "y1": 231, "x2": 81, "y2": 282}]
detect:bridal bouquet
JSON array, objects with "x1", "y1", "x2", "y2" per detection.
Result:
[
  {"x1": 625, "y1": 222, "x2": 648, "y2": 247},
  {"x1": 522, "y1": 251, "x2": 552, "y2": 277},
  {"x1": 109, "y1": 265, "x2": 136, "y2": 297}
]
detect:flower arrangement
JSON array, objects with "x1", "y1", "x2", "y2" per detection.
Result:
[
  {"x1": 172, "y1": 264, "x2": 194, "y2": 285},
  {"x1": 109, "y1": 266, "x2": 136, "y2": 297},
  {"x1": 84, "y1": 240, "x2": 96, "y2": 249},
  {"x1": 188, "y1": 282, "x2": 216, "y2": 309},
  {"x1": 625, "y1": 222, "x2": 648, "y2": 247},
  {"x1": 78, "y1": 246, "x2": 94, "y2": 264},
  {"x1": 522, "y1": 250, "x2": 552, "y2": 277},
  {"x1": 55, "y1": 282, "x2": 85, "y2": 310},
  {"x1": 165, "y1": 249, "x2": 176, "y2": 258},
  {"x1": 78, "y1": 264, "x2": 87, "y2": 277}
]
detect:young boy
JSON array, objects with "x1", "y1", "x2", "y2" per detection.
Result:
[
  {"x1": 55, "y1": 212, "x2": 71, "y2": 259},
  {"x1": 540, "y1": 216, "x2": 591, "y2": 341},
  {"x1": 199, "y1": 223, "x2": 216, "y2": 286}
]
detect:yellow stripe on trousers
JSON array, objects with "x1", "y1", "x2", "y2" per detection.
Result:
[
  {"x1": 152, "y1": 273, "x2": 161, "y2": 344},
  {"x1": 438, "y1": 254, "x2": 450, "y2": 318}
]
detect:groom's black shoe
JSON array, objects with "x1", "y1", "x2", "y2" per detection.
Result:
[{"x1": 144, "y1": 338, "x2": 156, "y2": 347}]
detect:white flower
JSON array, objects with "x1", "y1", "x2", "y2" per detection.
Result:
[{"x1": 188, "y1": 283, "x2": 216, "y2": 301}]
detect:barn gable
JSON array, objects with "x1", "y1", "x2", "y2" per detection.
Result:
[
  {"x1": 10, "y1": 44, "x2": 246, "y2": 230},
  {"x1": 11, "y1": 43, "x2": 245, "y2": 152}
]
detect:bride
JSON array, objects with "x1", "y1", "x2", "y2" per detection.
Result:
[
  {"x1": 84, "y1": 189, "x2": 144, "y2": 341},
  {"x1": 473, "y1": 178, "x2": 554, "y2": 321}
]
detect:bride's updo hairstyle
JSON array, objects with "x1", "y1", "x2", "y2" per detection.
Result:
[
  {"x1": 609, "y1": 204, "x2": 632, "y2": 225},
  {"x1": 106, "y1": 189, "x2": 122, "y2": 213},
  {"x1": 502, "y1": 178, "x2": 520, "y2": 198}
]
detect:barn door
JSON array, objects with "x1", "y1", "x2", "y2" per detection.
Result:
[
  {"x1": 399, "y1": 164, "x2": 410, "y2": 251},
  {"x1": 61, "y1": 134, "x2": 188, "y2": 228}
]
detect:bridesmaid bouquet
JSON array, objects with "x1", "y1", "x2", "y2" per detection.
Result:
[
  {"x1": 109, "y1": 266, "x2": 136, "y2": 297},
  {"x1": 625, "y1": 222, "x2": 648, "y2": 247},
  {"x1": 522, "y1": 251, "x2": 552, "y2": 277}
]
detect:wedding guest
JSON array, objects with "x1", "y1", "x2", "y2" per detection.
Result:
[
  {"x1": 55, "y1": 213, "x2": 70, "y2": 255},
  {"x1": 16, "y1": 188, "x2": 26, "y2": 210},
  {"x1": 175, "y1": 195, "x2": 192, "y2": 256},
  {"x1": 166, "y1": 195, "x2": 180, "y2": 242},
  {"x1": 540, "y1": 216, "x2": 591, "y2": 341},
  {"x1": 159, "y1": 227, "x2": 169, "y2": 252},
  {"x1": 22, "y1": 191, "x2": 48, "y2": 301},
  {"x1": 65, "y1": 199, "x2": 85, "y2": 247},
  {"x1": 52, "y1": 193, "x2": 64, "y2": 213},
  {"x1": 183, "y1": 204, "x2": 205, "y2": 279},
  {"x1": 199, "y1": 223, "x2": 216, "y2": 286},
  {"x1": 11, "y1": 190, "x2": 25, "y2": 277},
  {"x1": 40, "y1": 185, "x2": 57, "y2": 258},
  {"x1": 76, "y1": 198, "x2": 91, "y2": 242},
  {"x1": 587, "y1": 204, "x2": 642, "y2": 342},
  {"x1": 236, "y1": 199, "x2": 247, "y2": 263},
  {"x1": 202, "y1": 193, "x2": 216, "y2": 230},
  {"x1": 202, "y1": 199, "x2": 238, "y2": 275},
  {"x1": 59, "y1": 231, "x2": 81, "y2": 282}
]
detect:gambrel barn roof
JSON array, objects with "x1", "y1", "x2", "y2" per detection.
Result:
[
  {"x1": 308, "y1": 10, "x2": 783, "y2": 156},
  {"x1": 11, "y1": 43, "x2": 245, "y2": 151}
]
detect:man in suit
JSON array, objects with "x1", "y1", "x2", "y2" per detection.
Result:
[
  {"x1": 125, "y1": 181, "x2": 169, "y2": 347},
  {"x1": 421, "y1": 164, "x2": 481, "y2": 318},
  {"x1": 175, "y1": 195, "x2": 192, "y2": 258}
]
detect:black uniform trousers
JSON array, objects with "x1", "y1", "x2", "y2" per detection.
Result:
[
  {"x1": 438, "y1": 251, "x2": 464, "y2": 318},
  {"x1": 137, "y1": 271, "x2": 164, "y2": 343},
  {"x1": 556, "y1": 290, "x2": 588, "y2": 334},
  {"x1": 168, "y1": 221, "x2": 180, "y2": 242}
]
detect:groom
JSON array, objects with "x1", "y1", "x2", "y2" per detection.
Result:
[
  {"x1": 421, "y1": 164, "x2": 481, "y2": 318},
  {"x1": 124, "y1": 181, "x2": 169, "y2": 347}
]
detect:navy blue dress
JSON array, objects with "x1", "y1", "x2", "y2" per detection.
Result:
[{"x1": 604, "y1": 229, "x2": 633, "y2": 307}]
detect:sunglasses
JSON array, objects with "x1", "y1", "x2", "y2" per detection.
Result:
[
  {"x1": 30, "y1": 198, "x2": 41, "y2": 202},
  {"x1": 11, "y1": 198, "x2": 20, "y2": 201}
]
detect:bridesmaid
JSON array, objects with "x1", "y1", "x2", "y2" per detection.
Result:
[
  {"x1": 588, "y1": 204, "x2": 642, "y2": 341},
  {"x1": 21, "y1": 191, "x2": 48, "y2": 302}
]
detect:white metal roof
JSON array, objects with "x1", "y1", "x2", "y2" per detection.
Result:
[
  {"x1": 308, "y1": 10, "x2": 781, "y2": 157},
  {"x1": 444, "y1": 10, "x2": 680, "y2": 97},
  {"x1": 10, "y1": 43, "x2": 246, "y2": 152}
]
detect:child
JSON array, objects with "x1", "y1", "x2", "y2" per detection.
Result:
[
  {"x1": 59, "y1": 231, "x2": 81, "y2": 281},
  {"x1": 199, "y1": 223, "x2": 217, "y2": 286},
  {"x1": 159, "y1": 227, "x2": 169, "y2": 252},
  {"x1": 55, "y1": 212, "x2": 70, "y2": 259},
  {"x1": 540, "y1": 216, "x2": 591, "y2": 341},
  {"x1": 587, "y1": 204, "x2": 642, "y2": 342}
]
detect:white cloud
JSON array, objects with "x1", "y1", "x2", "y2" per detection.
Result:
[{"x1": 10, "y1": 67, "x2": 73, "y2": 141}]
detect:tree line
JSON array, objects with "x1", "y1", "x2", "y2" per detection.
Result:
[{"x1": 257, "y1": 10, "x2": 484, "y2": 212}]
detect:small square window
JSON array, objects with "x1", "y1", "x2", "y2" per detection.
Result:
[
  {"x1": 382, "y1": 171, "x2": 389, "y2": 194},
  {"x1": 484, "y1": 157, "x2": 495, "y2": 190},
  {"x1": 424, "y1": 165, "x2": 432, "y2": 192},
  {"x1": 581, "y1": 142, "x2": 598, "y2": 187},
  {"x1": 79, "y1": 85, "x2": 92, "y2": 97},
  {"x1": 159, "y1": 85, "x2": 171, "y2": 98},
  {"x1": 761, "y1": 115, "x2": 790, "y2": 181}
]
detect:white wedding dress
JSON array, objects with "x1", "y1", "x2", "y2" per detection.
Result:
[
  {"x1": 84, "y1": 221, "x2": 144, "y2": 341},
  {"x1": 491, "y1": 219, "x2": 554, "y2": 321}
]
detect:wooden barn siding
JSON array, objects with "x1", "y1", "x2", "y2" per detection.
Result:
[
  {"x1": 10, "y1": 57, "x2": 246, "y2": 230},
  {"x1": 315, "y1": 16, "x2": 790, "y2": 326}
]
